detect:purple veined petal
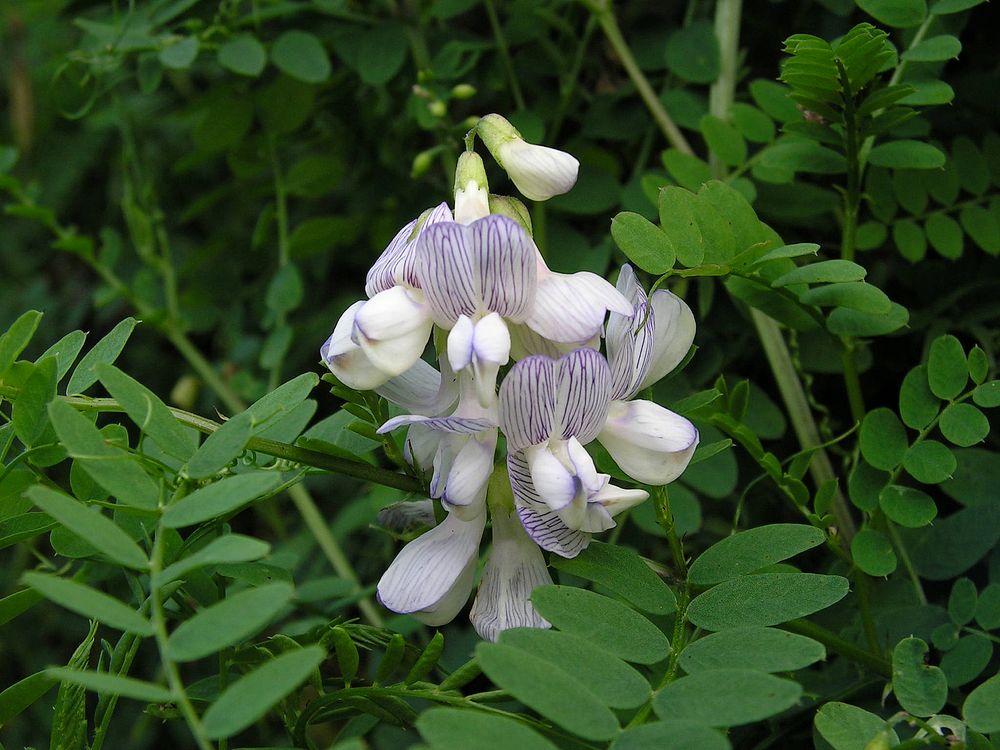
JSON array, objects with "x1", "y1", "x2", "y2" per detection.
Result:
[
  {"x1": 321, "y1": 301, "x2": 392, "y2": 390},
  {"x1": 469, "y1": 507, "x2": 552, "y2": 641},
  {"x1": 597, "y1": 399, "x2": 699, "y2": 485},
  {"x1": 416, "y1": 222, "x2": 479, "y2": 326},
  {"x1": 365, "y1": 203, "x2": 454, "y2": 297},
  {"x1": 638, "y1": 289, "x2": 696, "y2": 392},
  {"x1": 377, "y1": 509, "x2": 486, "y2": 625},
  {"x1": 404, "y1": 422, "x2": 440, "y2": 474},
  {"x1": 606, "y1": 265, "x2": 655, "y2": 401},
  {"x1": 516, "y1": 503, "x2": 590, "y2": 558},
  {"x1": 378, "y1": 414, "x2": 496, "y2": 435},
  {"x1": 442, "y1": 429, "x2": 497, "y2": 513},
  {"x1": 377, "y1": 499, "x2": 436, "y2": 534},
  {"x1": 526, "y1": 444, "x2": 577, "y2": 511},
  {"x1": 553, "y1": 348, "x2": 612, "y2": 444},
  {"x1": 507, "y1": 450, "x2": 547, "y2": 511},
  {"x1": 471, "y1": 215, "x2": 536, "y2": 322},
  {"x1": 509, "y1": 322, "x2": 569, "y2": 360},
  {"x1": 498, "y1": 355, "x2": 557, "y2": 451},
  {"x1": 376, "y1": 358, "x2": 455, "y2": 415},
  {"x1": 525, "y1": 270, "x2": 633, "y2": 344}
]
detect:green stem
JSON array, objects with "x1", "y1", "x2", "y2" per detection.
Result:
[
  {"x1": 781, "y1": 619, "x2": 891, "y2": 677},
  {"x1": 266, "y1": 134, "x2": 291, "y2": 392},
  {"x1": 588, "y1": 1, "x2": 693, "y2": 155},
  {"x1": 150, "y1": 523, "x2": 216, "y2": 750},
  {"x1": 652, "y1": 485, "x2": 688, "y2": 577},
  {"x1": 707, "y1": 0, "x2": 742, "y2": 177},
  {"x1": 885, "y1": 519, "x2": 927, "y2": 605},
  {"x1": 483, "y1": 0, "x2": 525, "y2": 111},
  {"x1": 854, "y1": 571, "x2": 882, "y2": 654}
]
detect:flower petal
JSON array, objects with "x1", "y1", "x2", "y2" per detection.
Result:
[
  {"x1": 638, "y1": 289, "x2": 696, "y2": 391},
  {"x1": 499, "y1": 355, "x2": 556, "y2": 451},
  {"x1": 354, "y1": 287, "x2": 434, "y2": 377},
  {"x1": 470, "y1": 508, "x2": 552, "y2": 641},
  {"x1": 376, "y1": 358, "x2": 456, "y2": 414},
  {"x1": 558, "y1": 496, "x2": 616, "y2": 534},
  {"x1": 553, "y1": 347, "x2": 612, "y2": 444},
  {"x1": 447, "y1": 315, "x2": 476, "y2": 373},
  {"x1": 377, "y1": 499, "x2": 436, "y2": 533},
  {"x1": 321, "y1": 301, "x2": 392, "y2": 390},
  {"x1": 377, "y1": 509, "x2": 485, "y2": 625},
  {"x1": 594, "y1": 484, "x2": 649, "y2": 518},
  {"x1": 526, "y1": 444, "x2": 577, "y2": 511},
  {"x1": 472, "y1": 312, "x2": 512, "y2": 365},
  {"x1": 516, "y1": 504, "x2": 590, "y2": 558},
  {"x1": 497, "y1": 139, "x2": 580, "y2": 202},
  {"x1": 416, "y1": 221, "x2": 479, "y2": 325},
  {"x1": 379, "y1": 414, "x2": 495, "y2": 435},
  {"x1": 442, "y1": 430, "x2": 497, "y2": 513},
  {"x1": 606, "y1": 265, "x2": 655, "y2": 401},
  {"x1": 365, "y1": 203, "x2": 452, "y2": 296},
  {"x1": 526, "y1": 271, "x2": 632, "y2": 344},
  {"x1": 471, "y1": 215, "x2": 536, "y2": 322},
  {"x1": 598, "y1": 399, "x2": 699, "y2": 485}
]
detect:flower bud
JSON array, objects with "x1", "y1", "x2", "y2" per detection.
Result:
[
  {"x1": 488, "y1": 194, "x2": 532, "y2": 235},
  {"x1": 411, "y1": 147, "x2": 438, "y2": 178},
  {"x1": 429, "y1": 99, "x2": 447, "y2": 118},
  {"x1": 453, "y1": 151, "x2": 490, "y2": 224},
  {"x1": 450, "y1": 83, "x2": 477, "y2": 100},
  {"x1": 476, "y1": 113, "x2": 579, "y2": 201}
]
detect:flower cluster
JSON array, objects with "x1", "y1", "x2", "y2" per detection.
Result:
[{"x1": 321, "y1": 115, "x2": 698, "y2": 640}]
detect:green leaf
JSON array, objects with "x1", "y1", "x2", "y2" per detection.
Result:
[
  {"x1": 772, "y1": 259, "x2": 866, "y2": 286},
  {"x1": 0, "y1": 512, "x2": 57, "y2": 550},
  {"x1": 46, "y1": 668, "x2": 172, "y2": 703},
  {"x1": 893, "y1": 219, "x2": 927, "y2": 262},
  {"x1": 158, "y1": 36, "x2": 199, "y2": 69},
  {"x1": 47, "y1": 400, "x2": 160, "y2": 510},
  {"x1": 97, "y1": 364, "x2": 195, "y2": 461},
  {"x1": 964, "y1": 673, "x2": 1000, "y2": 733},
  {"x1": 66, "y1": 318, "x2": 139, "y2": 396},
  {"x1": 13, "y1": 357, "x2": 57, "y2": 447},
  {"x1": 974, "y1": 583, "x2": 1000, "y2": 629},
  {"x1": 686, "y1": 572, "x2": 849, "y2": 630},
  {"x1": 927, "y1": 336, "x2": 968, "y2": 401},
  {"x1": 941, "y1": 635, "x2": 992, "y2": 687},
  {"x1": 904, "y1": 440, "x2": 956, "y2": 484},
  {"x1": 22, "y1": 572, "x2": 153, "y2": 635},
  {"x1": 899, "y1": 79, "x2": 954, "y2": 105},
  {"x1": 662, "y1": 150, "x2": 712, "y2": 191},
  {"x1": 860, "y1": 408, "x2": 909, "y2": 471},
  {"x1": 356, "y1": 25, "x2": 408, "y2": 85},
  {"x1": 759, "y1": 141, "x2": 845, "y2": 174},
  {"x1": 166, "y1": 582, "x2": 294, "y2": 661},
  {"x1": 973, "y1": 381, "x2": 1000, "y2": 407},
  {"x1": 0, "y1": 310, "x2": 43, "y2": 377},
  {"x1": 201, "y1": 645, "x2": 326, "y2": 739},
  {"x1": 270, "y1": 31, "x2": 331, "y2": 84},
  {"x1": 155, "y1": 534, "x2": 271, "y2": 586},
  {"x1": 658, "y1": 186, "x2": 705, "y2": 266},
  {"x1": 939, "y1": 403, "x2": 989, "y2": 447},
  {"x1": 902, "y1": 34, "x2": 962, "y2": 61},
  {"x1": 0, "y1": 671, "x2": 56, "y2": 727},
  {"x1": 960, "y1": 205, "x2": 1000, "y2": 254},
  {"x1": 265, "y1": 264, "x2": 304, "y2": 315},
  {"x1": 217, "y1": 34, "x2": 267, "y2": 77},
  {"x1": 926, "y1": 213, "x2": 964, "y2": 259},
  {"x1": 953, "y1": 136, "x2": 991, "y2": 194},
  {"x1": 664, "y1": 21, "x2": 719, "y2": 83},
  {"x1": 653, "y1": 669, "x2": 802, "y2": 727},
  {"x1": 899, "y1": 365, "x2": 940, "y2": 429},
  {"x1": 688, "y1": 524, "x2": 825, "y2": 585},
  {"x1": 932, "y1": 0, "x2": 986, "y2": 11},
  {"x1": 476, "y1": 642, "x2": 619, "y2": 741},
  {"x1": 184, "y1": 412, "x2": 253, "y2": 479},
  {"x1": 418, "y1": 708, "x2": 558, "y2": 750},
  {"x1": 610, "y1": 212, "x2": 675, "y2": 274},
  {"x1": 498, "y1": 629, "x2": 650, "y2": 709},
  {"x1": 50, "y1": 620, "x2": 94, "y2": 750},
  {"x1": 530, "y1": 586, "x2": 670, "y2": 664},
  {"x1": 730, "y1": 103, "x2": 775, "y2": 143},
  {"x1": 943, "y1": 449, "x2": 1000, "y2": 507},
  {"x1": 38, "y1": 330, "x2": 87, "y2": 381},
  {"x1": 851, "y1": 528, "x2": 898, "y2": 576},
  {"x1": 749, "y1": 243, "x2": 819, "y2": 266},
  {"x1": 948, "y1": 577, "x2": 978, "y2": 625},
  {"x1": 798, "y1": 282, "x2": 891, "y2": 313},
  {"x1": 879, "y1": 484, "x2": 937, "y2": 527},
  {"x1": 678, "y1": 626, "x2": 825, "y2": 674},
  {"x1": 966, "y1": 347, "x2": 988, "y2": 384},
  {"x1": 869, "y1": 140, "x2": 946, "y2": 169},
  {"x1": 161, "y1": 472, "x2": 283, "y2": 528},
  {"x1": 611, "y1": 721, "x2": 731, "y2": 750},
  {"x1": 0, "y1": 587, "x2": 42, "y2": 626},
  {"x1": 892, "y1": 637, "x2": 947, "y2": 716},
  {"x1": 550, "y1": 541, "x2": 676, "y2": 615},
  {"x1": 856, "y1": 0, "x2": 927, "y2": 28},
  {"x1": 699, "y1": 115, "x2": 747, "y2": 167},
  {"x1": 28, "y1": 486, "x2": 147, "y2": 570},
  {"x1": 814, "y1": 702, "x2": 899, "y2": 750}
]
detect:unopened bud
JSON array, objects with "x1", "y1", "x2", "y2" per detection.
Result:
[
  {"x1": 429, "y1": 100, "x2": 447, "y2": 118},
  {"x1": 451, "y1": 83, "x2": 477, "y2": 100},
  {"x1": 411, "y1": 147, "x2": 438, "y2": 178},
  {"x1": 170, "y1": 374, "x2": 200, "y2": 410},
  {"x1": 476, "y1": 113, "x2": 579, "y2": 201},
  {"x1": 453, "y1": 151, "x2": 490, "y2": 224},
  {"x1": 488, "y1": 194, "x2": 532, "y2": 235}
]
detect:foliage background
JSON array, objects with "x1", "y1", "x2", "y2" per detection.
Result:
[{"x1": 2, "y1": 0, "x2": 1000, "y2": 748}]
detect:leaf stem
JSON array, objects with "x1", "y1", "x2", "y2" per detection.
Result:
[
  {"x1": 781, "y1": 618, "x2": 891, "y2": 677},
  {"x1": 483, "y1": 0, "x2": 526, "y2": 111}
]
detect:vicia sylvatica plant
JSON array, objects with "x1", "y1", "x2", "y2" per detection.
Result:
[{"x1": 1, "y1": 1, "x2": 1000, "y2": 749}]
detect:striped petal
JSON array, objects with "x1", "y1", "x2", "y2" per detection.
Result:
[
  {"x1": 526, "y1": 270, "x2": 632, "y2": 344},
  {"x1": 516, "y1": 504, "x2": 590, "y2": 558},
  {"x1": 498, "y1": 355, "x2": 556, "y2": 451},
  {"x1": 470, "y1": 507, "x2": 552, "y2": 641},
  {"x1": 416, "y1": 215, "x2": 536, "y2": 326},
  {"x1": 637, "y1": 289, "x2": 696, "y2": 391},
  {"x1": 365, "y1": 203, "x2": 452, "y2": 297},
  {"x1": 377, "y1": 499, "x2": 436, "y2": 534},
  {"x1": 377, "y1": 509, "x2": 486, "y2": 625},
  {"x1": 606, "y1": 265, "x2": 655, "y2": 401},
  {"x1": 442, "y1": 429, "x2": 497, "y2": 516},
  {"x1": 375, "y1": 358, "x2": 454, "y2": 414},
  {"x1": 553, "y1": 348, "x2": 612, "y2": 444},
  {"x1": 379, "y1": 414, "x2": 495, "y2": 435}
]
